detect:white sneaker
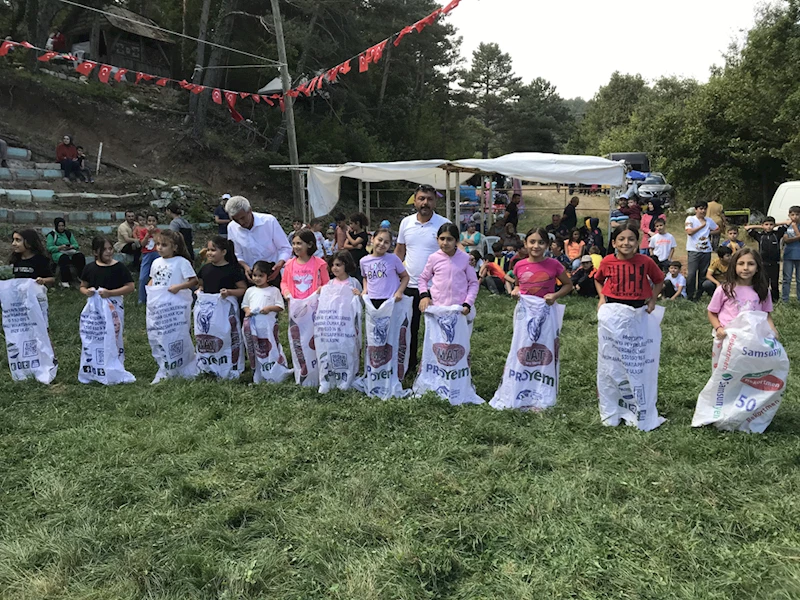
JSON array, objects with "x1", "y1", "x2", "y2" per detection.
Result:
[{"x1": 60, "y1": 282, "x2": 70, "y2": 288}]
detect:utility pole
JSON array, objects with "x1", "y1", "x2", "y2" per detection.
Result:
[{"x1": 270, "y1": 0, "x2": 304, "y2": 217}]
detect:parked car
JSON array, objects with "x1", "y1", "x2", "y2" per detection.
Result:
[{"x1": 636, "y1": 172, "x2": 674, "y2": 207}]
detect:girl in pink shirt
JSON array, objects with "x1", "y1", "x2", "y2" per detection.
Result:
[
  {"x1": 510, "y1": 228, "x2": 573, "y2": 304},
  {"x1": 708, "y1": 248, "x2": 778, "y2": 339},
  {"x1": 281, "y1": 230, "x2": 329, "y2": 299},
  {"x1": 418, "y1": 224, "x2": 478, "y2": 316}
]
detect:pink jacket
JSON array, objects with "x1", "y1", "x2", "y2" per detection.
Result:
[{"x1": 418, "y1": 249, "x2": 479, "y2": 307}]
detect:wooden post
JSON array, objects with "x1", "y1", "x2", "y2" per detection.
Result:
[
  {"x1": 365, "y1": 182, "x2": 371, "y2": 226},
  {"x1": 358, "y1": 180, "x2": 363, "y2": 214},
  {"x1": 96, "y1": 142, "x2": 103, "y2": 176},
  {"x1": 445, "y1": 170, "x2": 451, "y2": 221}
]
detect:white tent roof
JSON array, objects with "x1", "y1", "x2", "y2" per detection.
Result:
[{"x1": 306, "y1": 152, "x2": 626, "y2": 217}]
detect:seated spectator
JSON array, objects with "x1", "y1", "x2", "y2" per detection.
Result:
[
  {"x1": 581, "y1": 217, "x2": 605, "y2": 253},
  {"x1": 166, "y1": 202, "x2": 194, "y2": 260},
  {"x1": 500, "y1": 222, "x2": 518, "y2": 247},
  {"x1": 610, "y1": 197, "x2": 629, "y2": 224},
  {"x1": 489, "y1": 218, "x2": 506, "y2": 238},
  {"x1": 547, "y1": 240, "x2": 572, "y2": 271},
  {"x1": 56, "y1": 134, "x2": 80, "y2": 181},
  {"x1": 0, "y1": 136, "x2": 8, "y2": 168},
  {"x1": 214, "y1": 194, "x2": 232, "y2": 239},
  {"x1": 460, "y1": 222, "x2": 481, "y2": 250},
  {"x1": 479, "y1": 254, "x2": 509, "y2": 295},
  {"x1": 509, "y1": 240, "x2": 527, "y2": 271},
  {"x1": 468, "y1": 250, "x2": 483, "y2": 275},
  {"x1": 113, "y1": 210, "x2": 141, "y2": 269},
  {"x1": 46, "y1": 217, "x2": 86, "y2": 288},
  {"x1": 588, "y1": 245, "x2": 603, "y2": 269},
  {"x1": 564, "y1": 228, "x2": 586, "y2": 270},
  {"x1": 546, "y1": 213, "x2": 568, "y2": 241},
  {"x1": 571, "y1": 255, "x2": 597, "y2": 297},
  {"x1": 701, "y1": 245, "x2": 732, "y2": 296},
  {"x1": 620, "y1": 197, "x2": 642, "y2": 221},
  {"x1": 491, "y1": 241, "x2": 510, "y2": 272},
  {"x1": 663, "y1": 261, "x2": 687, "y2": 300},
  {"x1": 75, "y1": 146, "x2": 94, "y2": 183}
]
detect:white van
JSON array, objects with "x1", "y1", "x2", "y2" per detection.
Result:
[{"x1": 768, "y1": 181, "x2": 800, "y2": 220}]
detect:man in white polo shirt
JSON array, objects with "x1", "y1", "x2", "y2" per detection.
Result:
[
  {"x1": 225, "y1": 195, "x2": 292, "y2": 282},
  {"x1": 395, "y1": 184, "x2": 450, "y2": 376}
]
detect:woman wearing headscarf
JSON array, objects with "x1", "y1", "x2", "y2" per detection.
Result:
[
  {"x1": 46, "y1": 217, "x2": 86, "y2": 287},
  {"x1": 56, "y1": 134, "x2": 80, "y2": 181},
  {"x1": 640, "y1": 199, "x2": 666, "y2": 254}
]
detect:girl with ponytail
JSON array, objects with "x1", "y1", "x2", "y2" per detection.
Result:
[{"x1": 197, "y1": 236, "x2": 247, "y2": 299}]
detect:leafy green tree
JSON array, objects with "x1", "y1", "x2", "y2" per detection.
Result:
[{"x1": 501, "y1": 77, "x2": 574, "y2": 153}]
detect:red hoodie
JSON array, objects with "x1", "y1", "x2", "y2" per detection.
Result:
[{"x1": 56, "y1": 143, "x2": 77, "y2": 162}]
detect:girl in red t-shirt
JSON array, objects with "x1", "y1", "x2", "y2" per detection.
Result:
[
  {"x1": 509, "y1": 228, "x2": 573, "y2": 304},
  {"x1": 594, "y1": 224, "x2": 665, "y2": 312}
]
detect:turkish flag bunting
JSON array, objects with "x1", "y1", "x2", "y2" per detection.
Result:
[
  {"x1": 212, "y1": 89, "x2": 223, "y2": 104},
  {"x1": 20, "y1": 41, "x2": 35, "y2": 49},
  {"x1": 370, "y1": 40, "x2": 388, "y2": 63},
  {"x1": 224, "y1": 91, "x2": 237, "y2": 108},
  {"x1": 262, "y1": 95, "x2": 274, "y2": 106},
  {"x1": 286, "y1": 89, "x2": 300, "y2": 98},
  {"x1": 394, "y1": 25, "x2": 415, "y2": 47},
  {"x1": 338, "y1": 60, "x2": 351, "y2": 75},
  {"x1": 279, "y1": 96, "x2": 285, "y2": 112},
  {"x1": 414, "y1": 9, "x2": 441, "y2": 33},
  {"x1": 178, "y1": 79, "x2": 192, "y2": 89},
  {"x1": 442, "y1": 0, "x2": 461, "y2": 14},
  {"x1": 191, "y1": 84, "x2": 205, "y2": 94},
  {"x1": 37, "y1": 52, "x2": 57, "y2": 62},
  {"x1": 358, "y1": 53, "x2": 369, "y2": 73},
  {"x1": 252, "y1": 94, "x2": 260, "y2": 104},
  {"x1": 239, "y1": 92, "x2": 250, "y2": 99},
  {"x1": 114, "y1": 68, "x2": 128, "y2": 83},
  {"x1": 97, "y1": 64, "x2": 113, "y2": 83},
  {"x1": 155, "y1": 78, "x2": 168, "y2": 86},
  {"x1": 75, "y1": 61, "x2": 97, "y2": 76},
  {"x1": 326, "y1": 67, "x2": 338, "y2": 82},
  {"x1": 135, "y1": 72, "x2": 153, "y2": 84},
  {"x1": 0, "y1": 41, "x2": 13, "y2": 56},
  {"x1": 316, "y1": 75, "x2": 324, "y2": 90},
  {"x1": 227, "y1": 105, "x2": 244, "y2": 122}
]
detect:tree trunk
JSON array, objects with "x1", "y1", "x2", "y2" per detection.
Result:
[
  {"x1": 188, "y1": 0, "x2": 213, "y2": 119},
  {"x1": 192, "y1": 0, "x2": 236, "y2": 140},
  {"x1": 181, "y1": 0, "x2": 188, "y2": 72}
]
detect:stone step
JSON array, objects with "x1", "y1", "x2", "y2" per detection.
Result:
[
  {"x1": 0, "y1": 167, "x2": 64, "y2": 181},
  {"x1": 7, "y1": 147, "x2": 31, "y2": 161},
  {"x1": 0, "y1": 206, "x2": 216, "y2": 230},
  {"x1": 0, "y1": 189, "x2": 145, "y2": 204}
]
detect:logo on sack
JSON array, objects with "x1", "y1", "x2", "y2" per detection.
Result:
[
  {"x1": 373, "y1": 317, "x2": 391, "y2": 345},
  {"x1": 168, "y1": 340, "x2": 184, "y2": 358},
  {"x1": 436, "y1": 313, "x2": 458, "y2": 344},
  {"x1": 433, "y1": 343, "x2": 465, "y2": 366},
  {"x1": 764, "y1": 338, "x2": 776, "y2": 350},
  {"x1": 517, "y1": 343, "x2": 553, "y2": 367},
  {"x1": 436, "y1": 385, "x2": 450, "y2": 399},
  {"x1": 196, "y1": 301, "x2": 215, "y2": 334},
  {"x1": 7, "y1": 342, "x2": 18, "y2": 360},
  {"x1": 196, "y1": 335, "x2": 224, "y2": 353},
  {"x1": 515, "y1": 389, "x2": 544, "y2": 409},
  {"x1": 256, "y1": 336, "x2": 272, "y2": 358},
  {"x1": 722, "y1": 373, "x2": 733, "y2": 381},
  {"x1": 368, "y1": 344, "x2": 392, "y2": 368},
  {"x1": 741, "y1": 371, "x2": 784, "y2": 392},
  {"x1": 526, "y1": 304, "x2": 550, "y2": 343}
]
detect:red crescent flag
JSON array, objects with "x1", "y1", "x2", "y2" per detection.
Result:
[
  {"x1": 20, "y1": 41, "x2": 35, "y2": 49},
  {"x1": 97, "y1": 64, "x2": 113, "y2": 83},
  {"x1": 178, "y1": 79, "x2": 191, "y2": 89},
  {"x1": 0, "y1": 41, "x2": 13, "y2": 56},
  {"x1": 75, "y1": 61, "x2": 97, "y2": 76},
  {"x1": 191, "y1": 84, "x2": 205, "y2": 94},
  {"x1": 279, "y1": 96, "x2": 285, "y2": 112},
  {"x1": 114, "y1": 68, "x2": 128, "y2": 82},
  {"x1": 262, "y1": 95, "x2": 274, "y2": 106},
  {"x1": 394, "y1": 25, "x2": 415, "y2": 47},
  {"x1": 358, "y1": 53, "x2": 369, "y2": 73},
  {"x1": 370, "y1": 40, "x2": 388, "y2": 62},
  {"x1": 252, "y1": 94, "x2": 260, "y2": 104},
  {"x1": 212, "y1": 89, "x2": 223, "y2": 104},
  {"x1": 239, "y1": 92, "x2": 250, "y2": 99},
  {"x1": 37, "y1": 52, "x2": 57, "y2": 62},
  {"x1": 155, "y1": 78, "x2": 168, "y2": 86},
  {"x1": 135, "y1": 72, "x2": 153, "y2": 84},
  {"x1": 442, "y1": 0, "x2": 461, "y2": 14},
  {"x1": 286, "y1": 89, "x2": 299, "y2": 98},
  {"x1": 227, "y1": 105, "x2": 244, "y2": 122},
  {"x1": 224, "y1": 91, "x2": 237, "y2": 108},
  {"x1": 338, "y1": 60, "x2": 351, "y2": 75}
]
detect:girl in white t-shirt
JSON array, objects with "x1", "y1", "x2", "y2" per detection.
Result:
[
  {"x1": 242, "y1": 261, "x2": 285, "y2": 317},
  {"x1": 147, "y1": 230, "x2": 198, "y2": 295}
]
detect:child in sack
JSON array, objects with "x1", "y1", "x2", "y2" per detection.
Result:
[
  {"x1": 418, "y1": 224, "x2": 478, "y2": 316},
  {"x1": 281, "y1": 230, "x2": 329, "y2": 300},
  {"x1": 510, "y1": 227, "x2": 573, "y2": 304}
]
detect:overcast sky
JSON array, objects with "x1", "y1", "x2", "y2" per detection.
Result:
[{"x1": 445, "y1": 0, "x2": 766, "y2": 99}]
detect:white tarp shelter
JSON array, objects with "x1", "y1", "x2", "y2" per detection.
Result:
[{"x1": 306, "y1": 152, "x2": 626, "y2": 219}]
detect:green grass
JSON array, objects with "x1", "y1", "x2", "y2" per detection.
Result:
[{"x1": 1, "y1": 290, "x2": 799, "y2": 599}]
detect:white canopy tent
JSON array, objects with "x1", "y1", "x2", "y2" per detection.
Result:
[{"x1": 306, "y1": 153, "x2": 626, "y2": 226}]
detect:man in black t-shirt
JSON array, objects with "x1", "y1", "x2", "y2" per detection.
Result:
[
  {"x1": 562, "y1": 196, "x2": 579, "y2": 231},
  {"x1": 504, "y1": 193, "x2": 520, "y2": 229}
]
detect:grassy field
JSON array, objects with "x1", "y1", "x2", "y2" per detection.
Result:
[{"x1": 1, "y1": 290, "x2": 799, "y2": 599}]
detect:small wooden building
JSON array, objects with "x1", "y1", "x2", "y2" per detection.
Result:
[{"x1": 64, "y1": 6, "x2": 174, "y2": 77}]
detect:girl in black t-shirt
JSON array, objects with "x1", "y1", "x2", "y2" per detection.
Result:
[
  {"x1": 10, "y1": 229, "x2": 55, "y2": 286},
  {"x1": 197, "y1": 236, "x2": 247, "y2": 298},
  {"x1": 79, "y1": 237, "x2": 135, "y2": 299}
]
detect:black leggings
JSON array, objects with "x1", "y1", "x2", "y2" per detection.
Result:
[
  {"x1": 57, "y1": 253, "x2": 86, "y2": 283},
  {"x1": 605, "y1": 297, "x2": 646, "y2": 309}
]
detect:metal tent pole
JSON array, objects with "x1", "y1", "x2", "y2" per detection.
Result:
[
  {"x1": 445, "y1": 170, "x2": 452, "y2": 221},
  {"x1": 365, "y1": 181, "x2": 371, "y2": 225},
  {"x1": 358, "y1": 180, "x2": 363, "y2": 214}
]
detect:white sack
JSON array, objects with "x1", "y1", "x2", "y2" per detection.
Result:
[
  {"x1": 146, "y1": 287, "x2": 198, "y2": 383},
  {"x1": 0, "y1": 279, "x2": 57, "y2": 384},
  {"x1": 692, "y1": 311, "x2": 789, "y2": 433},
  {"x1": 356, "y1": 296, "x2": 413, "y2": 399},
  {"x1": 413, "y1": 305, "x2": 484, "y2": 405},
  {"x1": 78, "y1": 293, "x2": 134, "y2": 385},
  {"x1": 315, "y1": 285, "x2": 362, "y2": 392},
  {"x1": 597, "y1": 304, "x2": 665, "y2": 431},
  {"x1": 244, "y1": 312, "x2": 292, "y2": 384},
  {"x1": 193, "y1": 292, "x2": 244, "y2": 380},
  {"x1": 490, "y1": 296, "x2": 564, "y2": 411},
  {"x1": 288, "y1": 294, "x2": 319, "y2": 387}
]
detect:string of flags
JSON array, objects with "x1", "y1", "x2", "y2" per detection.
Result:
[{"x1": 0, "y1": 0, "x2": 461, "y2": 122}]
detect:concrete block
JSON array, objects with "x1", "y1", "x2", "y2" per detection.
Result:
[
  {"x1": 35, "y1": 163, "x2": 61, "y2": 170},
  {"x1": 197, "y1": 222, "x2": 213, "y2": 230},
  {"x1": 0, "y1": 209, "x2": 9, "y2": 220},
  {"x1": 41, "y1": 227, "x2": 53, "y2": 235},
  {"x1": 41, "y1": 169, "x2": 63, "y2": 179},
  {"x1": 80, "y1": 193, "x2": 100, "y2": 199},
  {"x1": 30, "y1": 190, "x2": 55, "y2": 203},
  {"x1": 150, "y1": 199, "x2": 170, "y2": 209},
  {"x1": 7, "y1": 190, "x2": 32, "y2": 203},
  {"x1": 7, "y1": 148, "x2": 31, "y2": 161},
  {"x1": 69, "y1": 211, "x2": 89, "y2": 222},
  {"x1": 94, "y1": 225, "x2": 114, "y2": 234},
  {"x1": 13, "y1": 169, "x2": 39, "y2": 180},
  {"x1": 0, "y1": 168, "x2": 11, "y2": 180},
  {"x1": 41, "y1": 210, "x2": 66, "y2": 222},
  {"x1": 14, "y1": 210, "x2": 38, "y2": 223},
  {"x1": 92, "y1": 211, "x2": 112, "y2": 221},
  {"x1": 114, "y1": 212, "x2": 127, "y2": 221}
]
